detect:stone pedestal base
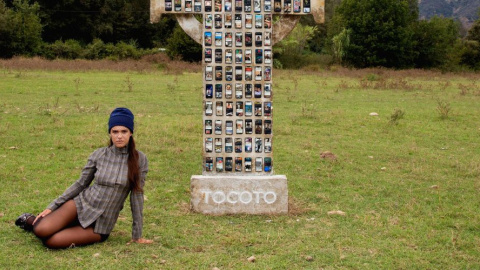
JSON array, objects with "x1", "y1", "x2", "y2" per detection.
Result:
[{"x1": 190, "y1": 175, "x2": 288, "y2": 215}]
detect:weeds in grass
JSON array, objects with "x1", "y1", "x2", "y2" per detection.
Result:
[
  {"x1": 389, "y1": 108, "x2": 405, "y2": 125},
  {"x1": 73, "y1": 77, "x2": 81, "y2": 92},
  {"x1": 436, "y1": 99, "x2": 451, "y2": 119},
  {"x1": 124, "y1": 75, "x2": 134, "y2": 92},
  {"x1": 301, "y1": 100, "x2": 317, "y2": 119}
]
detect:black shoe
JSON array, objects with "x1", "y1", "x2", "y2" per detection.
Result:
[{"x1": 15, "y1": 213, "x2": 34, "y2": 231}]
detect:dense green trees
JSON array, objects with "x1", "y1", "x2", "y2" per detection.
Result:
[
  {"x1": 0, "y1": 0, "x2": 42, "y2": 58},
  {"x1": 1, "y1": 0, "x2": 480, "y2": 71}
]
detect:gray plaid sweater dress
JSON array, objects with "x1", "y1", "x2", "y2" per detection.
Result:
[{"x1": 47, "y1": 145, "x2": 148, "y2": 239}]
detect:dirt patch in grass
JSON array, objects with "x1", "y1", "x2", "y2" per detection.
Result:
[{"x1": 0, "y1": 54, "x2": 201, "y2": 74}]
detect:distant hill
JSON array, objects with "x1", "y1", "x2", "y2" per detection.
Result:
[{"x1": 419, "y1": 0, "x2": 480, "y2": 30}]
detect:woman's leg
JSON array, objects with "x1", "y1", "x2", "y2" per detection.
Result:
[
  {"x1": 43, "y1": 226, "x2": 102, "y2": 249},
  {"x1": 33, "y1": 200, "x2": 78, "y2": 239}
]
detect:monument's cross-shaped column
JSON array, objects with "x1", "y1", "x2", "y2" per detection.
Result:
[{"x1": 151, "y1": 0, "x2": 324, "y2": 214}]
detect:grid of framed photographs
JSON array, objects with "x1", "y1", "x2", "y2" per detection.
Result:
[{"x1": 163, "y1": 0, "x2": 296, "y2": 175}]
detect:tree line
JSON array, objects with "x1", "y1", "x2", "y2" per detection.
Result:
[{"x1": 1, "y1": 0, "x2": 480, "y2": 70}]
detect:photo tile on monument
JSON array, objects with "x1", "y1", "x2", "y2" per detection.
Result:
[
  {"x1": 255, "y1": 14, "x2": 262, "y2": 28},
  {"x1": 244, "y1": 0, "x2": 252, "y2": 11},
  {"x1": 235, "y1": 14, "x2": 242, "y2": 28},
  {"x1": 214, "y1": 0, "x2": 221, "y2": 12},
  {"x1": 226, "y1": 66, "x2": 233, "y2": 81},
  {"x1": 206, "y1": 84, "x2": 213, "y2": 98},
  {"x1": 235, "y1": 157, "x2": 242, "y2": 172},
  {"x1": 225, "y1": 0, "x2": 232, "y2": 11},
  {"x1": 235, "y1": 32, "x2": 243, "y2": 47},
  {"x1": 205, "y1": 101, "x2": 213, "y2": 115},
  {"x1": 264, "y1": 137, "x2": 272, "y2": 153},
  {"x1": 264, "y1": 66, "x2": 271, "y2": 81},
  {"x1": 215, "y1": 119, "x2": 222, "y2": 134},
  {"x1": 253, "y1": 0, "x2": 261, "y2": 12},
  {"x1": 255, "y1": 32, "x2": 262, "y2": 47},
  {"x1": 284, "y1": 0, "x2": 291, "y2": 12},
  {"x1": 264, "y1": 83, "x2": 272, "y2": 97},
  {"x1": 215, "y1": 83, "x2": 222, "y2": 98},
  {"x1": 194, "y1": 0, "x2": 202, "y2": 11},
  {"x1": 225, "y1": 137, "x2": 233, "y2": 153},
  {"x1": 245, "y1": 49, "x2": 252, "y2": 63},
  {"x1": 165, "y1": 0, "x2": 172, "y2": 11},
  {"x1": 264, "y1": 101, "x2": 272, "y2": 116},
  {"x1": 225, "y1": 83, "x2": 233, "y2": 98},
  {"x1": 255, "y1": 119, "x2": 262, "y2": 134},
  {"x1": 264, "y1": 119, "x2": 272, "y2": 134},
  {"x1": 225, "y1": 49, "x2": 233, "y2": 63},
  {"x1": 215, "y1": 66, "x2": 223, "y2": 81},
  {"x1": 216, "y1": 157, "x2": 224, "y2": 172},
  {"x1": 225, "y1": 157, "x2": 233, "y2": 171},
  {"x1": 255, "y1": 157, "x2": 263, "y2": 172},
  {"x1": 255, "y1": 48, "x2": 263, "y2": 64},
  {"x1": 264, "y1": 14, "x2": 272, "y2": 28},
  {"x1": 235, "y1": 66, "x2": 242, "y2": 80},
  {"x1": 205, "y1": 65, "x2": 212, "y2": 81},
  {"x1": 215, "y1": 49, "x2": 222, "y2": 63},
  {"x1": 254, "y1": 66, "x2": 262, "y2": 81},
  {"x1": 245, "y1": 119, "x2": 253, "y2": 133},
  {"x1": 225, "y1": 32, "x2": 233, "y2": 46},
  {"x1": 205, "y1": 119, "x2": 212, "y2": 134},
  {"x1": 205, "y1": 157, "x2": 213, "y2": 172},
  {"x1": 264, "y1": 157, "x2": 272, "y2": 172},
  {"x1": 235, "y1": 138, "x2": 242, "y2": 153},
  {"x1": 205, "y1": 0, "x2": 212, "y2": 12},
  {"x1": 293, "y1": 0, "x2": 300, "y2": 12},
  {"x1": 205, "y1": 137, "x2": 213, "y2": 152},
  {"x1": 254, "y1": 83, "x2": 262, "y2": 98},
  {"x1": 245, "y1": 14, "x2": 253, "y2": 29},
  {"x1": 245, "y1": 32, "x2": 253, "y2": 46},
  {"x1": 274, "y1": 0, "x2": 281, "y2": 12},
  {"x1": 226, "y1": 120, "x2": 233, "y2": 135},
  {"x1": 174, "y1": 0, "x2": 181, "y2": 11},
  {"x1": 205, "y1": 32, "x2": 212, "y2": 46},
  {"x1": 226, "y1": 101, "x2": 233, "y2": 116},
  {"x1": 216, "y1": 101, "x2": 223, "y2": 116},
  {"x1": 215, "y1": 32, "x2": 222, "y2": 46},
  {"x1": 255, "y1": 137, "x2": 262, "y2": 152},
  {"x1": 214, "y1": 14, "x2": 222, "y2": 29},
  {"x1": 265, "y1": 32, "x2": 271, "y2": 46},
  {"x1": 245, "y1": 66, "x2": 253, "y2": 81},
  {"x1": 215, "y1": 138, "x2": 222, "y2": 153},
  {"x1": 185, "y1": 0, "x2": 192, "y2": 11},
  {"x1": 264, "y1": 49, "x2": 271, "y2": 64},
  {"x1": 245, "y1": 101, "x2": 253, "y2": 117},
  {"x1": 235, "y1": 49, "x2": 243, "y2": 64},
  {"x1": 245, "y1": 83, "x2": 252, "y2": 98},
  {"x1": 236, "y1": 119, "x2": 244, "y2": 134},
  {"x1": 235, "y1": 83, "x2": 243, "y2": 98},
  {"x1": 235, "y1": 0, "x2": 242, "y2": 11},
  {"x1": 225, "y1": 14, "x2": 232, "y2": 28},
  {"x1": 245, "y1": 157, "x2": 252, "y2": 172},
  {"x1": 264, "y1": 0, "x2": 271, "y2": 11},
  {"x1": 205, "y1": 48, "x2": 212, "y2": 63},
  {"x1": 245, "y1": 137, "x2": 252, "y2": 152},
  {"x1": 236, "y1": 101, "x2": 244, "y2": 116}
]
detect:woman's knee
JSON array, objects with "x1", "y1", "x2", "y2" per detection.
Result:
[{"x1": 33, "y1": 222, "x2": 52, "y2": 239}]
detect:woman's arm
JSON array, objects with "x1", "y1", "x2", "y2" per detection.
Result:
[{"x1": 130, "y1": 152, "x2": 152, "y2": 243}]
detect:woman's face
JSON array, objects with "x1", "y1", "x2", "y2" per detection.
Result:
[{"x1": 110, "y1": 126, "x2": 132, "y2": 148}]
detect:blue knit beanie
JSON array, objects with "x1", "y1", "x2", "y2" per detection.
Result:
[{"x1": 108, "y1": 108, "x2": 134, "y2": 133}]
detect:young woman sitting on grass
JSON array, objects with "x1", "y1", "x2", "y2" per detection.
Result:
[{"x1": 15, "y1": 108, "x2": 153, "y2": 249}]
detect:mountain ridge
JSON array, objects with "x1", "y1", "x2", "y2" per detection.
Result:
[{"x1": 419, "y1": 0, "x2": 480, "y2": 30}]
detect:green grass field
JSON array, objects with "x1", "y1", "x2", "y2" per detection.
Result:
[{"x1": 1, "y1": 65, "x2": 480, "y2": 269}]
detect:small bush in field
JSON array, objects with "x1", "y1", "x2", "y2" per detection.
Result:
[
  {"x1": 389, "y1": 108, "x2": 405, "y2": 125},
  {"x1": 437, "y1": 100, "x2": 451, "y2": 119}
]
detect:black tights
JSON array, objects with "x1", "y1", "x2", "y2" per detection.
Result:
[{"x1": 30, "y1": 200, "x2": 104, "y2": 249}]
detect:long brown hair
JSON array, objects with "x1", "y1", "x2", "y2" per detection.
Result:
[{"x1": 109, "y1": 136, "x2": 142, "y2": 192}]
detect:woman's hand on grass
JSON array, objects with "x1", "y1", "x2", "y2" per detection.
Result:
[{"x1": 127, "y1": 238, "x2": 154, "y2": 245}]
